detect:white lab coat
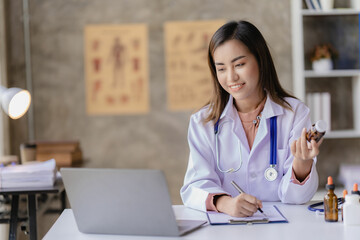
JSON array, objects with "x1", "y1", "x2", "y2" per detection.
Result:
[{"x1": 180, "y1": 94, "x2": 319, "y2": 212}]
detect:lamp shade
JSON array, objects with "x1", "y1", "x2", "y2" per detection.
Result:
[{"x1": 0, "y1": 86, "x2": 31, "y2": 119}]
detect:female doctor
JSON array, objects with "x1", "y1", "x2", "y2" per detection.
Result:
[{"x1": 180, "y1": 20, "x2": 322, "y2": 218}]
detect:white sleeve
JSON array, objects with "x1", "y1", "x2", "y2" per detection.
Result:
[
  {"x1": 278, "y1": 102, "x2": 319, "y2": 204},
  {"x1": 180, "y1": 115, "x2": 229, "y2": 212}
]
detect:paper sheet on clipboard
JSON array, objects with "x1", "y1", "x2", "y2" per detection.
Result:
[{"x1": 207, "y1": 205, "x2": 288, "y2": 225}]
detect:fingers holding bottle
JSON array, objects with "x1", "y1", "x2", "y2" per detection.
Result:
[{"x1": 292, "y1": 127, "x2": 325, "y2": 161}]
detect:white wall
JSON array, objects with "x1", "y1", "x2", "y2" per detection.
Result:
[{"x1": 0, "y1": 0, "x2": 10, "y2": 156}]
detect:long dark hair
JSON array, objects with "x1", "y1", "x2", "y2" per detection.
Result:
[{"x1": 204, "y1": 20, "x2": 295, "y2": 123}]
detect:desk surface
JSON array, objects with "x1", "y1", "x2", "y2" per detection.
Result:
[
  {"x1": 0, "y1": 179, "x2": 64, "y2": 195},
  {"x1": 43, "y1": 203, "x2": 360, "y2": 240}
]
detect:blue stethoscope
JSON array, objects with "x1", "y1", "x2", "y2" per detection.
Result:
[
  {"x1": 214, "y1": 116, "x2": 278, "y2": 181},
  {"x1": 308, "y1": 198, "x2": 344, "y2": 213}
]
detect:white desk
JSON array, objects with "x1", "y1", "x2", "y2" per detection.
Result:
[{"x1": 43, "y1": 203, "x2": 360, "y2": 240}]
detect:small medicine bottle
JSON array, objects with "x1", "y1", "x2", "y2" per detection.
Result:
[
  {"x1": 341, "y1": 189, "x2": 348, "y2": 221},
  {"x1": 324, "y1": 176, "x2": 338, "y2": 222},
  {"x1": 351, "y1": 183, "x2": 360, "y2": 196},
  {"x1": 343, "y1": 194, "x2": 360, "y2": 225},
  {"x1": 306, "y1": 120, "x2": 328, "y2": 143}
]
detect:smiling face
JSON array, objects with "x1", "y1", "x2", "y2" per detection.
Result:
[{"x1": 213, "y1": 39, "x2": 264, "y2": 112}]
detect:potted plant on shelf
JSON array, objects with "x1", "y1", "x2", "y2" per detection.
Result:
[{"x1": 311, "y1": 43, "x2": 338, "y2": 72}]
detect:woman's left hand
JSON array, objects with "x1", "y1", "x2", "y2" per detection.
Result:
[
  {"x1": 290, "y1": 128, "x2": 323, "y2": 181},
  {"x1": 291, "y1": 128, "x2": 323, "y2": 161}
]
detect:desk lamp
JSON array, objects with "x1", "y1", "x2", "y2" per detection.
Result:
[{"x1": 0, "y1": 86, "x2": 31, "y2": 119}]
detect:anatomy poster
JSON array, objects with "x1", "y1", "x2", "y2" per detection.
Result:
[
  {"x1": 165, "y1": 20, "x2": 225, "y2": 111},
  {"x1": 85, "y1": 24, "x2": 149, "y2": 114}
]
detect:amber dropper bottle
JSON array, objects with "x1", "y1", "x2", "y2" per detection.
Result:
[{"x1": 324, "y1": 176, "x2": 338, "y2": 222}]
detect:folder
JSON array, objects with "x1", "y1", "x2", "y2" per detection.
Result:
[{"x1": 207, "y1": 205, "x2": 288, "y2": 225}]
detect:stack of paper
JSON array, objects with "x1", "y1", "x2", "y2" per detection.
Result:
[{"x1": 0, "y1": 159, "x2": 56, "y2": 188}]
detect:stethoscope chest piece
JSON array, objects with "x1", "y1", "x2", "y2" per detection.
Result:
[{"x1": 264, "y1": 165, "x2": 278, "y2": 181}]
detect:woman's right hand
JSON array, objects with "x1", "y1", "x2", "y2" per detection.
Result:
[{"x1": 215, "y1": 194, "x2": 262, "y2": 217}]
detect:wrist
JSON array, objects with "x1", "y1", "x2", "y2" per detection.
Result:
[
  {"x1": 293, "y1": 158, "x2": 313, "y2": 181},
  {"x1": 214, "y1": 195, "x2": 231, "y2": 213}
]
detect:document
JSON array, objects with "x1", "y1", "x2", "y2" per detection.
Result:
[
  {"x1": 0, "y1": 159, "x2": 56, "y2": 188},
  {"x1": 207, "y1": 204, "x2": 288, "y2": 225}
]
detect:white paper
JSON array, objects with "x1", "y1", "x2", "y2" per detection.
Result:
[{"x1": 0, "y1": 159, "x2": 56, "y2": 188}]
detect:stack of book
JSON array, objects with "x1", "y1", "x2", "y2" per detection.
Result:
[
  {"x1": 0, "y1": 159, "x2": 56, "y2": 188},
  {"x1": 304, "y1": 0, "x2": 323, "y2": 10},
  {"x1": 36, "y1": 141, "x2": 82, "y2": 167},
  {"x1": 306, "y1": 92, "x2": 331, "y2": 131}
]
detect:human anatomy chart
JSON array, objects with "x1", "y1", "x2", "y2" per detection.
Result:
[
  {"x1": 85, "y1": 24, "x2": 149, "y2": 114},
  {"x1": 164, "y1": 20, "x2": 225, "y2": 111}
]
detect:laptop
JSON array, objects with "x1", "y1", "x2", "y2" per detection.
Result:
[{"x1": 60, "y1": 168, "x2": 207, "y2": 236}]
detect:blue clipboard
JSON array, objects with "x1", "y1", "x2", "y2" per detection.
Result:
[{"x1": 206, "y1": 205, "x2": 288, "y2": 225}]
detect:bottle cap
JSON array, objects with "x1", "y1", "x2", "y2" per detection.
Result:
[
  {"x1": 315, "y1": 120, "x2": 328, "y2": 133},
  {"x1": 351, "y1": 183, "x2": 360, "y2": 195},
  {"x1": 325, "y1": 176, "x2": 335, "y2": 190},
  {"x1": 343, "y1": 189, "x2": 348, "y2": 198}
]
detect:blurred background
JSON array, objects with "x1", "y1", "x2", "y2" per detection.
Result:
[{"x1": 1, "y1": 0, "x2": 360, "y2": 209}]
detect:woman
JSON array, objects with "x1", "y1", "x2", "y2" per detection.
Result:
[{"x1": 180, "y1": 20, "x2": 321, "y2": 217}]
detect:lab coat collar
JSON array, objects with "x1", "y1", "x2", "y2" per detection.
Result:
[
  {"x1": 261, "y1": 92, "x2": 284, "y2": 119},
  {"x1": 219, "y1": 92, "x2": 284, "y2": 121},
  {"x1": 219, "y1": 95, "x2": 237, "y2": 121}
]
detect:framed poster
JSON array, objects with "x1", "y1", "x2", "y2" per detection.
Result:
[
  {"x1": 165, "y1": 20, "x2": 225, "y2": 111},
  {"x1": 85, "y1": 24, "x2": 149, "y2": 114}
]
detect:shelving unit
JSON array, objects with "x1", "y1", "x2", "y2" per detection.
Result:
[
  {"x1": 291, "y1": 0, "x2": 360, "y2": 139},
  {"x1": 302, "y1": 8, "x2": 360, "y2": 16}
]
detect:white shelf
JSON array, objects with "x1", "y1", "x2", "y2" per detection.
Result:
[
  {"x1": 302, "y1": 9, "x2": 360, "y2": 16},
  {"x1": 292, "y1": 0, "x2": 360, "y2": 138},
  {"x1": 304, "y1": 69, "x2": 360, "y2": 78},
  {"x1": 325, "y1": 130, "x2": 360, "y2": 139}
]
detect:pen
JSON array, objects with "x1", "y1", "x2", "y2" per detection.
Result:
[{"x1": 230, "y1": 180, "x2": 264, "y2": 214}]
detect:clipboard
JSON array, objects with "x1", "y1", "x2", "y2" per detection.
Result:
[{"x1": 207, "y1": 205, "x2": 288, "y2": 225}]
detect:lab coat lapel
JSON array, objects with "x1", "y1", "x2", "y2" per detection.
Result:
[
  {"x1": 220, "y1": 95, "x2": 251, "y2": 154},
  {"x1": 251, "y1": 94, "x2": 284, "y2": 153},
  {"x1": 233, "y1": 108, "x2": 251, "y2": 153},
  {"x1": 252, "y1": 116, "x2": 268, "y2": 150}
]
